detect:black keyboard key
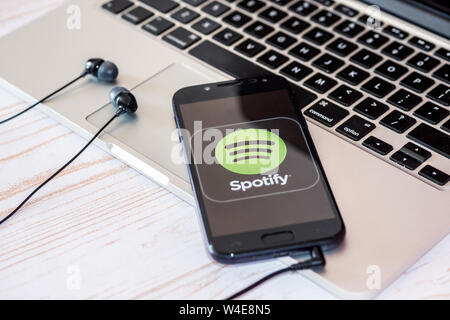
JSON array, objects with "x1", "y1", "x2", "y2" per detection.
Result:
[
  {"x1": 363, "y1": 136, "x2": 393, "y2": 155},
  {"x1": 381, "y1": 41, "x2": 414, "y2": 61},
  {"x1": 362, "y1": 76, "x2": 395, "y2": 98},
  {"x1": 387, "y1": 89, "x2": 422, "y2": 111},
  {"x1": 280, "y1": 17, "x2": 310, "y2": 34},
  {"x1": 289, "y1": 1, "x2": 318, "y2": 17},
  {"x1": 337, "y1": 64, "x2": 369, "y2": 85},
  {"x1": 267, "y1": 32, "x2": 297, "y2": 50},
  {"x1": 311, "y1": 9, "x2": 341, "y2": 27},
  {"x1": 414, "y1": 102, "x2": 449, "y2": 125},
  {"x1": 259, "y1": 7, "x2": 287, "y2": 23},
  {"x1": 390, "y1": 151, "x2": 421, "y2": 170},
  {"x1": 304, "y1": 99, "x2": 349, "y2": 127},
  {"x1": 312, "y1": 53, "x2": 344, "y2": 73},
  {"x1": 183, "y1": 0, "x2": 207, "y2": 6},
  {"x1": 334, "y1": 20, "x2": 364, "y2": 38},
  {"x1": 407, "y1": 123, "x2": 450, "y2": 158},
  {"x1": 223, "y1": 11, "x2": 252, "y2": 28},
  {"x1": 202, "y1": 1, "x2": 230, "y2": 17},
  {"x1": 383, "y1": 25, "x2": 408, "y2": 40},
  {"x1": 257, "y1": 50, "x2": 289, "y2": 69},
  {"x1": 328, "y1": 85, "x2": 362, "y2": 106},
  {"x1": 142, "y1": 16, "x2": 174, "y2": 35},
  {"x1": 303, "y1": 27, "x2": 333, "y2": 45},
  {"x1": 280, "y1": 61, "x2": 312, "y2": 81},
  {"x1": 214, "y1": 28, "x2": 243, "y2": 46},
  {"x1": 270, "y1": 0, "x2": 294, "y2": 4},
  {"x1": 419, "y1": 165, "x2": 449, "y2": 186},
  {"x1": 326, "y1": 38, "x2": 358, "y2": 57},
  {"x1": 354, "y1": 97, "x2": 389, "y2": 120},
  {"x1": 122, "y1": 6, "x2": 154, "y2": 24},
  {"x1": 192, "y1": 18, "x2": 221, "y2": 35},
  {"x1": 171, "y1": 7, "x2": 199, "y2": 24},
  {"x1": 375, "y1": 60, "x2": 408, "y2": 81},
  {"x1": 336, "y1": 115, "x2": 375, "y2": 141},
  {"x1": 304, "y1": 73, "x2": 337, "y2": 93},
  {"x1": 313, "y1": 0, "x2": 334, "y2": 6},
  {"x1": 334, "y1": 4, "x2": 358, "y2": 17},
  {"x1": 358, "y1": 14, "x2": 384, "y2": 27},
  {"x1": 400, "y1": 142, "x2": 431, "y2": 163},
  {"x1": 442, "y1": 119, "x2": 450, "y2": 133},
  {"x1": 427, "y1": 84, "x2": 450, "y2": 106},
  {"x1": 435, "y1": 48, "x2": 450, "y2": 62},
  {"x1": 358, "y1": 31, "x2": 389, "y2": 49},
  {"x1": 400, "y1": 72, "x2": 435, "y2": 93},
  {"x1": 289, "y1": 42, "x2": 320, "y2": 61},
  {"x1": 432, "y1": 64, "x2": 450, "y2": 84},
  {"x1": 408, "y1": 36, "x2": 435, "y2": 52},
  {"x1": 103, "y1": 0, "x2": 133, "y2": 14},
  {"x1": 244, "y1": 21, "x2": 274, "y2": 39},
  {"x1": 238, "y1": 0, "x2": 265, "y2": 12},
  {"x1": 350, "y1": 49, "x2": 382, "y2": 68},
  {"x1": 140, "y1": 0, "x2": 179, "y2": 13},
  {"x1": 380, "y1": 110, "x2": 416, "y2": 133},
  {"x1": 235, "y1": 39, "x2": 266, "y2": 57},
  {"x1": 163, "y1": 27, "x2": 201, "y2": 50},
  {"x1": 407, "y1": 53, "x2": 440, "y2": 73}
]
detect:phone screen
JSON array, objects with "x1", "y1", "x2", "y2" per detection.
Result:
[{"x1": 178, "y1": 87, "x2": 337, "y2": 238}]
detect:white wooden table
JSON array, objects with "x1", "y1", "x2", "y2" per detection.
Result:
[{"x1": 0, "y1": 0, "x2": 448, "y2": 300}]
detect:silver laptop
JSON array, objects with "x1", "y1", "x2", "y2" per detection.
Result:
[{"x1": 0, "y1": 0, "x2": 448, "y2": 298}]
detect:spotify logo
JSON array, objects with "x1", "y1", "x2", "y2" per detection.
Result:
[{"x1": 215, "y1": 129, "x2": 287, "y2": 175}]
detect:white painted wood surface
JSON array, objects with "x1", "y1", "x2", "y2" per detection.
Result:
[{"x1": 0, "y1": 0, "x2": 448, "y2": 300}]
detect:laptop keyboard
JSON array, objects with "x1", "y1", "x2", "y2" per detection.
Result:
[{"x1": 102, "y1": 0, "x2": 450, "y2": 187}]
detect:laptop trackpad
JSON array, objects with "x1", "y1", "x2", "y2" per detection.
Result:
[{"x1": 86, "y1": 63, "x2": 215, "y2": 182}]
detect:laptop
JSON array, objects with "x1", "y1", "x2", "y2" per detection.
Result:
[{"x1": 0, "y1": 0, "x2": 448, "y2": 299}]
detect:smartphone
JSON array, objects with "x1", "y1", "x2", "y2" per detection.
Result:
[{"x1": 172, "y1": 75, "x2": 344, "y2": 264}]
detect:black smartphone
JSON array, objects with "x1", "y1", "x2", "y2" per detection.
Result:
[{"x1": 172, "y1": 75, "x2": 344, "y2": 264}]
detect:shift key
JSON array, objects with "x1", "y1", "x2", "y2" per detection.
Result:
[
  {"x1": 304, "y1": 99, "x2": 349, "y2": 127},
  {"x1": 163, "y1": 27, "x2": 200, "y2": 49},
  {"x1": 407, "y1": 123, "x2": 450, "y2": 158}
]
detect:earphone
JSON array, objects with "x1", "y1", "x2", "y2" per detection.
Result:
[
  {"x1": 0, "y1": 58, "x2": 119, "y2": 125},
  {"x1": 0, "y1": 86, "x2": 138, "y2": 225}
]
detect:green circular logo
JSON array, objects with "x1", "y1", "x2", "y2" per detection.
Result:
[{"x1": 215, "y1": 128, "x2": 287, "y2": 175}]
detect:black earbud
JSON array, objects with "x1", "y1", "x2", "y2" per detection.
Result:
[
  {"x1": 109, "y1": 87, "x2": 138, "y2": 114},
  {"x1": 84, "y1": 58, "x2": 119, "y2": 82}
]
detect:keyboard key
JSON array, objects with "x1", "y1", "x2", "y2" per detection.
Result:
[
  {"x1": 183, "y1": 0, "x2": 207, "y2": 6},
  {"x1": 334, "y1": 4, "x2": 358, "y2": 17},
  {"x1": 427, "y1": 84, "x2": 450, "y2": 106},
  {"x1": 289, "y1": 1, "x2": 318, "y2": 17},
  {"x1": 235, "y1": 39, "x2": 266, "y2": 57},
  {"x1": 140, "y1": 0, "x2": 179, "y2": 13},
  {"x1": 312, "y1": 53, "x2": 344, "y2": 73},
  {"x1": 311, "y1": 9, "x2": 341, "y2": 27},
  {"x1": 163, "y1": 27, "x2": 200, "y2": 49},
  {"x1": 361, "y1": 77, "x2": 395, "y2": 98},
  {"x1": 267, "y1": 32, "x2": 297, "y2": 50},
  {"x1": 387, "y1": 89, "x2": 422, "y2": 111},
  {"x1": 414, "y1": 102, "x2": 449, "y2": 125},
  {"x1": 358, "y1": 31, "x2": 389, "y2": 49},
  {"x1": 432, "y1": 64, "x2": 450, "y2": 84},
  {"x1": 362, "y1": 136, "x2": 393, "y2": 155},
  {"x1": 375, "y1": 60, "x2": 408, "y2": 81},
  {"x1": 407, "y1": 123, "x2": 450, "y2": 158},
  {"x1": 334, "y1": 20, "x2": 364, "y2": 38},
  {"x1": 408, "y1": 36, "x2": 435, "y2": 52},
  {"x1": 223, "y1": 11, "x2": 252, "y2": 28},
  {"x1": 238, "y1": 0, "x2": 266, "y2": 12},
  {"x1": 419, "y1": 165, "x2": 449, "y2": 186},
  {"x1": 390, "y1": 151, "x2": 421, "y2": 170},
  {"x1": 400, "y1": 72, "x2": 435, "y2": 93},
  {"x1": 435, "y1": 48, "x2": 450, "y2": 62},
  {"x1": 400, "y1": 142, "x2": 431, "y2": 163},
  {"x1": 350, "y1": 49, "x2": 382, "y2": 68},
  {"x1": 328, "y1": 85, "x2": 362, "y2": 106},
  {"x1": 122, "y1": 6, "x2": 153, "y2": 24},
  {"x1": 280, "y1": 17, "x2": 310, "y2": 34},
  {"x1": 380, "y1": 110, "x2": 416, "y2": 133},
  {"x1": 383, "y1": 25, "x2": 408, "y2": 40},
  {"x1": 244, "y1": 21, "x2": 274, "y2": 39},
  {"x1": 289, "y1": 42, "x2": 320, "y2": 61},
  {"x1": 312, "y1": 0, "x2": 334, "y2": 6},
  {"x1": 257, "y1": 50, "x2": 289, "y2": 69},
  {"x1": 337, "y1": 64, "x2": 369, "y2": 85},
  {"x1": 202, "y1": 1, "x2": 230, "y2": 17},
  {"x1": 214, "y1": 28, "x2": 242, "y2": 46},
  {"x1": 407, "y1": 53, "x2": 440, "y2": 73},
  {"x1": 442, "y1": 119, "x2": 450, "y2": 133},
  {"x1": 270, "y1": 0, "x2": 294, "y2": 4},
  {"x1": 259, "y1": 7, "x2": 287, "y2": 23},
  {"x1": 358, "y1": 14, "x2": 384, "y2": 28},
  {"x1": 280, "y1": 61, "x2": 312, "y2": 81},
  {"x1": 304, "y1": 99, "x2": 349, "y2": 127},
  {"x1": 142, "y1": 16, "x2": 174, "y2": 35},
  {"x1": 103, "y1": 0, "x2": 133, "y2": 14},
  {"x1": 304, "y1": 73, "x2": 337, "y2": 93},
  {"x1": 192, "y1": 18, "x2": 221, "y2": 35},
  {"x1": 381, "y1": 41, "x2": 414, "y2": 61},
  {"x1": 326, "y1": 38, "x2": 358, "y2": 57},
  {"x1": 354, "y1": 97, "x2": 389, "y2": 119},
  {"x1": 303, "y1": 27, "x2": 333, "y2": 45},
  {"x1": 171, "y1": 7, "x2": 199, "y2": 24},
  {"x1": 336, "y1": 115, "x2": 375, "y2": 141}
]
